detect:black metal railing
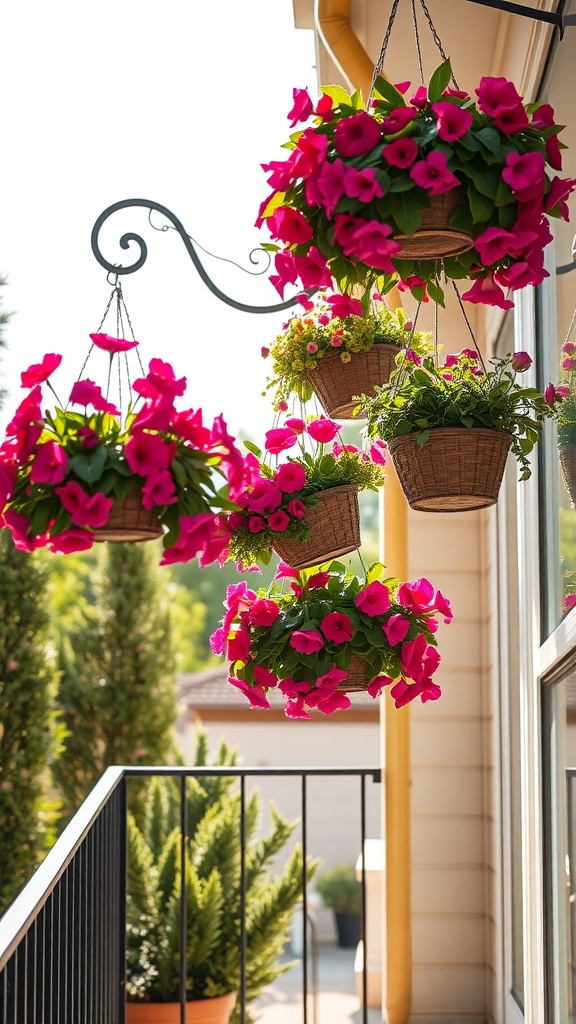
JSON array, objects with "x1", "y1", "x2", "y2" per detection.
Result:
[{"x1": 0, "y1": 765, "x2": 381, "y2": 1024}]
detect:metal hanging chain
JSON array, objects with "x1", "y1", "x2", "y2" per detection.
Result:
[
  {"x1": 562, "y1": 305, "x2": 576, "y2": 349},
  {"x1": 390, "y1": 300, "x2": 424, "y2": 396},
  {"x1": 370, "y1": 0, "x2": 402, "y2": 96},
  {"x1": 418, "y1": 0, "x2": 460, "y2": 90},
  {"x1": 411, "y1": 0, "x2": 425, "y2": 85},
  {"x1": 451, "y1": 281, "x2": 487, "y2": 372},
  {"x1": 434, "y1": 298, "x2": 439, "y2": 366}
]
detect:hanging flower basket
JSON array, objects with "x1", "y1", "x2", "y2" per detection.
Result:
[
  {"x1": 210, "y1": 559, "x2": 453, "y2": 718},
  {"x1": 559, "y1": 445, "x2": 576, "y2": 506},
  {"x1": 0, "y1": 337, "x2": 245, "y2": 565},
  {"x1": 388, "y1": 427, "x2": 512, "y2": 512},
  {"x1": 264, "y1": 299, "x2": 431, "y2": 417},
  {"x1": 307, "y1": 345, "x2": 401, "y2": 420},
  {"x1": 361, "y1": 347, "x2": 563, "y2": 512},
  {"x1": 225, "y1": 416, "x2": 386, "y2": 570},
  {"x1": 258, "y1": 59, "x2": 574, "y2": 311},
  {"x1": 272, "y1": 483, "x2": 360, "y2": 570}
]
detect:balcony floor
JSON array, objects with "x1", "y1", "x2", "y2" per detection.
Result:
[{"x1": 253, "y1": 943, "x2": 381, "y2": 1024}]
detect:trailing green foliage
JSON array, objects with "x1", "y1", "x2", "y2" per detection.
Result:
[
  {"x1": 127, "y1": 728, "x2": 317, "y2": 1019},
  {"x1": 363, "y1": 349, "x2": 559, "y2": 480},
  {"x1": 52, "y1": 542, "x2": 177, "y2": 822}
]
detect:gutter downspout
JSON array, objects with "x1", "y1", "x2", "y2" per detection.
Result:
[{"x1": 313, "y1": 4, "x2": 411, "y2": 1023}]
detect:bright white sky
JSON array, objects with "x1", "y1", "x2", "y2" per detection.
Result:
[{"x1": 0, "y1": 0, "x2": 317, "y2": 441}]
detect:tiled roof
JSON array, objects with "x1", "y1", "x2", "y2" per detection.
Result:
[{"x1": 177, "y1": 667, "x2": 379, "y2": 711}]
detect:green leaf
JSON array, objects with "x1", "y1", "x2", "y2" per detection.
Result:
[
  {"x1": 371, "y1": 76, "x2": 406, "y2": 107},
  {"x1": 243, "y1": 440, "x2": 263, "y2": 458},
  {"x1": 426, "y1": 280, "x2": 445, "y2": 306},
  {"x1": 474, "y1": 126, "x2": 501, "y2": 157},
  {"x1": 467, "y1": 182, "x2": 495, "y2": 224},
  {"x1": 466, "y1": 165, "x2": 500, "y2": 200},
  {"x1": 392, "y1": 194, "x2": 422, "y2": 236},
  {"x1": 68, "y1": 447, "x2": 108, "y2": 484},
  {"x1": 321, "y1": 84, "x2": 353, "y2": 107},
  {"x1": 416, "y1": 429, "x2": 430, "y2": 447},
  {"x1": 427, "y1": 59, "x2": 453, "y2": 103}
]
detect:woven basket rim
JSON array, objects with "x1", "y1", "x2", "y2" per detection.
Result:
[{"x1": 388, "y1": 426, "x2": 513, "y2": 443}]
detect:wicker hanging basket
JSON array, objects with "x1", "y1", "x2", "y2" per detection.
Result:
[
  {"x1": 306, "y1": 344, "x2": 399, "y2": 420},
  {"x1": 335, "y1": 653, "x2": 372, "y2": 693},
  {"x1": 393, "y1": 188, "x2": 474, "y2": 260},
  {"x1": 559, "y1": 444, "x2": 576, "y2": 506},
  {"x1": 93, "y1": 488, "x2": 163, "y2": 543},
  {"x1": 272, "y1": 484, "x2": 360, "y2": 570},
  {"x1": 388, "y1": 427, "x2": 512, "y2": 512}
]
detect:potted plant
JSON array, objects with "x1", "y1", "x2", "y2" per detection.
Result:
[
  {"x1": 315, "y1": 863, "x2": 362, "y2": 948},
  {"x1": 209, "y1": 558, "x2": 452, "y2": 718},
  {"x1": 224, "y1": 416, "x2": 386, "y2": 571},
  {"x1": 361, "y1": 347, "x2": 562, "y2": 512},
  {"x1": 555, "y1": 337, "x2": 576, "y2": 503},
  {"x1": 257, "y1": 59, "x2": 574, "y2": 310},
  {"x1": 263, "y1": 296, "x2": 432, "y2": 418},
  {"x1": 0, "y1": 341, "x2": 245, "y2": 565},
  {"x1": 126, "y1": 728, "x2": 317, "y2": 1023}
]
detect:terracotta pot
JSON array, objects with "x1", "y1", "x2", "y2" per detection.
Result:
[
  {"x1": 388, "y1": 427, "x2": 512, "y2": 513},
  {"x1": 126, "y1": 992, "x2": 236, "y2": 1024},
  {"x1": 306, "y1": 344, "x2": 399, "y2": 420}
]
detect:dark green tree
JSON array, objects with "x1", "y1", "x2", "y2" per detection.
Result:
[
  {"x1": 53, "y1": 542, "x2": 178, "y2": 820},
  {"x1": 0, "y1": 531, "x2": 58, "y2": 914}
]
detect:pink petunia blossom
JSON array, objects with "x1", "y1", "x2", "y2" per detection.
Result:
[
  {"x1": 248, "y1": 515, "x2": 266, "y2": 533},
  {"x1": 55, "y1": 480, "x2": 114, "y2": 528},
  {"x1": 510, "y1": 351, "x2": 532, "y2": 372},
  {"x1": 275, "y1": 462, "x2": 307, "y2": 493},
  {"x1": 21, "y1": 353, "x2": 62, "y2": 389},
  {"x1": 283, "y1": 695, "x2": 312, "y2": 720},
  {"x1": 307, "y1": 571, "x2": 331, "y2": 589},
  {"x1": 369, "y1": 439, "x2": 388, "y2": 465},
  {"x1": 69, "y1": 379, "x2": 120, "y2": 416},
  {"x1": 431, "y1": 101, "x2": 473, "y2": 142},
  {"x1": 268, "y1": 207, "x2": 313, "y2": 245},
  {"x1": 290, "y1": 629, "x2": 325, "y2": 655},
  {"x1": 228, "y1": 676, "x2": 270, "y2": 709},
  {"x1": 0, "y1": 461, "x2": 17, "y2": 510},
  {"x1": 382, "y1": 613, "x2": 411, "y2": 646},
  {"x1": 279, "y1": 677, "x2": 312, "y2": 697},
  {"x1": 315, "y1": 93, "x2": 334, "y2": 121},
  {"x1": 124, "y1": 431, "x2": 174, "y2": 477},
  {"x1": 292, "y1": 128, "x2": 328, "y2": 177},
  {"x1": 333, "y1": 213, "x2": 366, "y2": 255},
  {"x1": 269, "y1": 510, "x2": 290, "y2": 532},
  {"x1": 382, "y1": 137, "x2": 418, "y2": 169},
  {"x1": 48, "y1": 529, "x2": 94, "y2": 554},
  {"x1": 409, "y1": 151, "x2": 460, "y2": 195},
  {"x1": 287, "y1": 87, "x2": 314, "y2": 127},
  {"x1": 246, "y1": 479, "x2": 283, "y2": 514},
  {"x1": 78, "y1": 427, "x2": 99, "y2": 448},
  {"x1": 320, "y1": 611, "x2": 354, "y2": 643},
  {"x1": 397, "y1": 577, "x2": 434, "y2": 611},
  {"x1": 227, "y1": 629, "x2": 251, "y2": 662},
  {"x1": 342, "y1": 166, "x2": 384, "y2": 203},
  {"x1": 382, "y1": 107, "x2": 417, "y2": 134},
  {"x1": 334, "y1": 112, "x2": 381, "y2": 157},
  {"x1": 136, "y1": 358, "x2": 187, "y2": 400},
  {"x1": 314, "y1": 665, "x2": 349, "y2": 693},
  {"x1": 253, "y1": 665, "x2": 279, "y2": 689},
  {"x1": 475, "y1": 76, "x2": 524, "y2": 117},
  {"x1": 3, "y1": 509, "x2": 47, "y2": 551},
  {"x1": 473, "y1": 226, "x2": 516, "y2": 266},
  {"x1": 30, "y1": 441, "x2": 68, "y2": 485},
  {"x1": 141, "y1": 471, "x2": 177, "y2": 509},
  {"x1": 248, "y1": 599, "x2": 280, "y2": 627},
  {"x1": 493, "y1": 105, "x2": 529, "y2": 135},
  {"x1": 325, "y1": 292, "x2": 363, "y2": 319},
  {"x1": 285, "y1": 417, "x2": 306, "y2": 434},
  {"x1": 89, "y1": 332, "x2": 139, "y2": 353},
  {"x1": 270, "y1": 250, "x2": 298, "y2": 299},
  {"x1": 317, "y1": 159, "x2": 347, "y2": 217},
  {"x1": 265, "y1": 430, "x2": 301, "y2": 459},
  {"x1": 294, "y1": 247, "x2": 333, "y2": 290},
  {"x1": 346, "y1": 220, "x2": 402, "y2": 272},
  {"x1": 287, "y1": 498, "x2": 306, "y2": 517},
  {"x1": 307, "y1": 689, "x2": 351, "y2": 715},
  {"x1": 461, "y1": 272, "x2": 514, "y2": 310},
  {"x1": 355, "y1": 580, "x2": 390, "y2": 617},
  {"x1": 546, "y1": 175, "x2": 576, "y2": 213},
  {"x1": 502, "y1": 151, "x2": 545, "y2": 202},
  {"x1": 410, "y1": 85, "x2": 428, "y2": 108},
  {"x1": 307, "y1": 418, "x2": 340, "y2": 443},
  {"x1": 262, "y1": 157, "x2": 296, "y2": 192},
  {"x1": 433, "y1": 589, "x2": 453, "y2": 624},
  {"x1": 132, "y1": 395, "x2": 175, "y2": 433},
  {"x1": 367, "y1": 674, "x2": 394, "y2": 698}
]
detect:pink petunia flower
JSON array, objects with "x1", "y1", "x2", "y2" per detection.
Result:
[
  {"x1": 246, "y1": 479, "x2": 282, "y2": 515},
  {"x1": 355, "y1": 580, "x2": 390, "y2": 617},
  {"x1": 325, "y1": 292, "x2": 363, "y2": 319},
  {"x1": 294, "y1": 247, "x2": 333, "y2": 290},
  {"x1": 290, "y1": 629, "x2": 325, "y2": 654},
  {"x1": 307, "y1": 689, "x2": 351, "y2": 715},
  {"x1": 248, "y1": 515, "x2": 266, "y2": 533},
  {"x1": 367, "y1": 674, "x2": 394, "y2": 698},
  {"x1": 30, "y1": 441, "x2": 68, "y2": 485},
  {"x1": 346, "y1": 220, "x2": 402, "y2": 272},
  {"x1": 307, "y1": 571, "x2": 331, "y2": 589},
  {"x1": 283, "y1": 695, "x2": 312, "y2": 720},
  {"x1": 78, "y1": 426, "x2": 99, "y2": 448},
  {"x1": 320, "y1": 611, "x2": 354, "y2": 643},
  {"x1": 227, "y1": 629, "x2": 251, "y2": 662},
  {"x1": 254, "y1": 665, "x2": 279, "y2": 689},
  {"x1": 69, "y1": 379, "x2": 120, "y2": 416},
  {"x1": 409, "y1": 151, "x2": 460, "y2": 195},
  {"x1": 89, "y1": 332, "x2": 139, "y2": 353},
  {"x1": 287, "y1": 498, "x2": 306, "y2": 517},
  {"x1": 382, "y1": 137, "x2": 418, "y2": 169},
  {"x1": 275, "y1": 462, "x2": 307, "y2": 493},
  {"x1": 124, "y1": 431, "x2": 173, "y2": 477},
  {"x1": 55, "y1": 480, "x2": 114, "y2": 528},
  {"x1": 510, "y1": 351, "x2": 532, "y2": 372},
  {"x1": 287, "y1": 87, "x2": 314, "y2": 126},
  {"x1": 342, "y1": 166, "x2": 384, "y2": 203},
  {"x1": 265, "y1": 427, "x2": 299, "y2": 455},
  {"x1": 141, "y1": 471, "x2": 178, "y2": 509},
  {"x1": 248, "y1": 599, "x2": 280, "y2": 627},
  {"x1": 21, "y1": 353, "x2": 62, "y2": 389},
  {"x1": 502, "y1": 151, "x2": 546, "y2": 202},
  {"x1": 48, "y1": 529, "x2": 94, "y2": 555},
  {"x1": 269, "y1": 510, "x2": 290, "y2": 532},
  {"x1": 334, "y1": 112, "x2": 381, "y2": 157},
  {"x1": 382, "y1": 107, "x2": 417, "y2": 134},
  {"x1": 228, "y1": 676, "x2": 270, "y2": 709},
  {"x1": 461, "y1": 272, "x2": 514, "y2": 310},
  {"x1": 431, "y1": 101, "x2": 473, "y2": 142},
  {"x1": 382, "y1": 613, "x2": 411, "y2": 646},
  {"x1": 268, "y1": 207, "x2": 313, "y2": 245},
  {"x1": 307, "y1": 418, "x2": 340, "y2": 443},
  {"x1": 317, "y1": 159, "x2": 347, "y2": 217}
]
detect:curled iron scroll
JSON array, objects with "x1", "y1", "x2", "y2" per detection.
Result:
[{"x1": 90, "y1": 198, "x2": 308, "y2": 314}]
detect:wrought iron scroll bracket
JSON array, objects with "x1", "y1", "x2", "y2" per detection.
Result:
[
  {"x1": 462, "y1": 0, "x2": 576, "y2": 35},
  {"x1": 91, "y1": 198, "x2": 306, "y2": 315}
]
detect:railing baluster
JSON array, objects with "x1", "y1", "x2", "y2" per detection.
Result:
[
  {"x1": 239, "y1": 775, "x2": 247, "y2": 1024},
  {"x1": 361, "y1": 772, "x2": 367, "y2": 1024},
  {"x1": 180, "y1": 775, "x2": 187, "y2": 1024},
  {"x1": 301, "y1": 773, "x2": 308, "y2": 1024}
]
